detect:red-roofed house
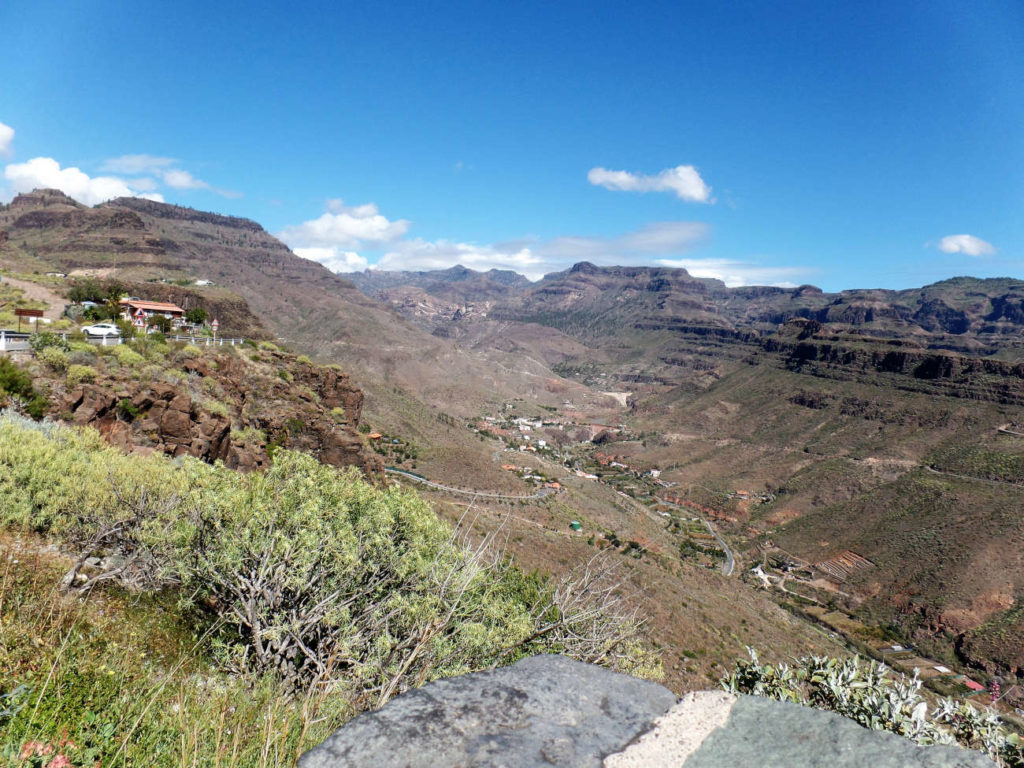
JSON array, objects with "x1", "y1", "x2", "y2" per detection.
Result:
[{"x1": 120, "y1": 299, "x2": 186, "y2": 328}]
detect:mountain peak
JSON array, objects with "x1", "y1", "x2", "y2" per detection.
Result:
[{"x1": 9, "y1": 188, "x2": 84, "y2": 209}]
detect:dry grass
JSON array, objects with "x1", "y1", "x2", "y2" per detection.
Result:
[{"x1": 0, "y1": 534, "x2": 354, "y2": 768}]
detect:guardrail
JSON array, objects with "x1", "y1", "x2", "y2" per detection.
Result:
[
  {"x1": 166, "y1": 335, "x2": 247, "y2": 346},
  {"x1": 0, "y1": 330, "x2": 246, "y2": 353}
]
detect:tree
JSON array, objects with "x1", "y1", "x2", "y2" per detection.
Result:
[
  {"x1": 185, "y1": 307, "x2": 208, "y2": 325},
  {"x1": 68, "y1": 277, "x2": 103, "y2": 304},
  {"x1": 148, "y1": 315, "x2": 172, "y2": 334},
  {"x1": 115, "y1": 319, "x2": 136, "y2": 339}
]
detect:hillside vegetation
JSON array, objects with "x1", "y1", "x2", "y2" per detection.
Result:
[{"x1": 0, "y1": 414, "x2": 657, "y2": 766}]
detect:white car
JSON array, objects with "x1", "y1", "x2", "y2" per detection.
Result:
[{"x1": 81, "y1": 322, "x2": 121, "y2": 337}]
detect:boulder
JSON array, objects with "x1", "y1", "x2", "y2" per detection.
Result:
[
  {"x1": 298, "y1": 655, "x2": 676, "y2": 768},
  {"x1": 299, "y1": 656, "x2": 997, "y2": 768}
]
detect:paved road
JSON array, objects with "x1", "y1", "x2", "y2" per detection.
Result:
[
  {"x1": 385, "y1": 468, "x2": 558, "y2": 501},
  {"x1": 660, "y1": 499, "x2": 737, "y2": 576}
]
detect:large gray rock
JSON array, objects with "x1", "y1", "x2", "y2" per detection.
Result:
[
  {"x1": 299, "y1": 656, "x2": 996, "y2": 768},
  {"x1": 683, "y1": 695, "x2": 995, "y2": 768},
  {"x1": 297, "y1": 655, "x2": 677, "y2": 768}
]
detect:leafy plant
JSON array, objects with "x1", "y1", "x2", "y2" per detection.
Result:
[
  {"x1": 36, "y1": 346, "x2": 69, "y2": 373},
  {"x1": 148, "y1": 315, "x2": 173, "y2": 334},
  {"x1": 0, "y1": 414, "x2": 660, "y2": 709},
  {"x1": 117, "y1": 398, "x2": 141, "y2": 421},
  {"x1": 65, "y1": 364, "x2": 97, "y2": 385},
  {"x1": 28, "y1": 332, "x2": 69, "y2": 353},
  {"x1": 185, "y1": 307, "x2": 209, "y2": 325},
  {"x1": 111, "y1": 345, "x2": 145, "y2": 368},
  {"x1": 723, "y1": 649, "x2": 1023, "y2": 766},
  {"x1": 0, "y1": 358, "x2": 47, "y2": 419}
]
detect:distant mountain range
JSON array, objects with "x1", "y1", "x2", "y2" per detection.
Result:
[{"x1": 350, "y1": 260, "x2": 1024, "y2": 361}]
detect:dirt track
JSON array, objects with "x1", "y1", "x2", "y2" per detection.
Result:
[{"x1": 2, "y1": 276, "x2": 68, "y2": 320}]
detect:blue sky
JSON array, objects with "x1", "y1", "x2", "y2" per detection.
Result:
[{"x1": 1, "y1": 0, "x2": 1021, "y2": 290}]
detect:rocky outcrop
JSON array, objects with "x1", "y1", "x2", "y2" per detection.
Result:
[
  {"x1": 298, "y1": 655, "x2": 994, "y2": 768},
  {"x1": 62, "y1": 381, "x2": 233, "y2": 462},
  {"x1": 54, "y1": 347, "x2": 384, "y2": 481}
]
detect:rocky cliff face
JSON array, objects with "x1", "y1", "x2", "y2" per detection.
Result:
[{"x1": 51, "y1": 346, "x2": 384, "y2": 481}]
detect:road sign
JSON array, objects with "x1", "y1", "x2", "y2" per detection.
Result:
[
  {"x1": 211, "y1": 318, "x2": 219, "y2": 328},
  {"x1": 14, "y1": 307, "x2": 43, "y2": 331}
]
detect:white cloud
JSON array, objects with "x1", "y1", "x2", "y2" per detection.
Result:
[
  {"x1": 587, "y1": 164, "x2": 712, "y2": 202},
  {"x1": 100, "y1": 154, "x2": 177, "y2": 174},
  {"x1": 0, "y1": 122, "x2": 14, "y2": 157},
  {"x1": 126, "y1": 176, "x2": 160, "y2": 191},
  {"x1": 376, "y1": 239, "x2": 542, "y2": 277},
  {"x1": 1, "y1": 147, "x2": 237, "y2": 205},
  {"x1": 936, "y1": 234, "x2": 996, "y2": 257},
  {"x1": 372, "y1": 221, "x2": 711, "y2": 280},
  {"x1": 4, "y1": 157, "x2": 139, "y2": 205},
  {"x1": 161, "y1": 168, "x2": 209, "y2": 190},
  {"x1": 656, "y1": 258, "x2": 810, "y2": 287},
  {"x1": 101, "y1": 154, "x2": 237, "y2": 198},
  {"x1": 277, "y1": 200, "x2": 411, "y2": 251},
  {"x1": 293, "y1": 246, "x2": 368, "y2": 273}
]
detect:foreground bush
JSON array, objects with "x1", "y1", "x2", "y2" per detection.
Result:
[
  {"x1": 0, "y1": 359, "x2": 47, "y2": 419},
  {"x1": 0, "y1": 413, "x2": 658, "y2": 762},
  {"x1": 723, "y1": 648, "x2": 1023, "y2": 767}
]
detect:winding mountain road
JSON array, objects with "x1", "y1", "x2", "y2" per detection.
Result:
[
  {"x1": 659, "y1": 498, "x2": 737, "y2": 576},
  {"x1": 384, "y1": 468, "x2": 558, "y2": 501}
]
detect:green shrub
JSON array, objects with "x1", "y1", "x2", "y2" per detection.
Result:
[
  {"x1": 29, "y1": 331, "x2": 70, "y2": 353},
  {"x1": 117, "y1": 398, "x2": 141, "y2": 421},
  {"x1": 296, "y1": 354, "x2": 312, "y2": 364},
  {"x1": 36, "y1": 346, "x2": 69, "y2": 373},
  {"x1": 330, "y1": 406, "x2": 347, "y2": 422},
  {"x1": 115, "y1": 318, "x2": 136, "y2": 339},
  {"x1": 0, "y1": 415, "x2": 659, "y2": 704},
  {"x1": 148, "y1": 315, "x2": 172, "y2": 334},
  {"x1": 66, "y1": 364, "x2": 97, "y2": 385},
  {"x1": 723, "y1": 649, "x2": 1023, "y2": 766},
  {"x1": 179, "y1": 343, "x2": 202, "y2": 358},
  {"x1": 68, "y1": 340, "x2": 96, "y2": 355},
  {"x1": 202, "y1": 398, "x2": 229, "y2": 418},
  {"x1": 0, "y1": 359, "x2": 47, "y2": 419},
  {"x1": 131, "y1": 335, "x2": 170, "y2": 361},
  {"x1": 258, "y1": 341, "x2": 278, "y2": 351},
  {"x1": 230, "y1": 425, "x2": 266, "y2": 444},
  {"x1": 111, "y1": 345, "x2": 145, "y2": 368}
]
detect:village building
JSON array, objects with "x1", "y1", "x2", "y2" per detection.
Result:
[{"x1": 119, "y1": 299, "x2": 186, "y2": 328}]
